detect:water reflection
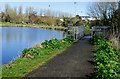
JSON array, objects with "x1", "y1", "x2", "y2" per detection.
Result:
[{"x1": 2, "y1": 27, "x2": 67, "y2": 65}]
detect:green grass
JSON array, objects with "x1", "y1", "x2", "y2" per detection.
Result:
[
  {"x1": 0, "y1": 22, "x2": 61, "y2": 28},
  {"x1": 2, "y1": 36, "x2": 75, "y2": 77},
  {"x1": 2, "y1": 46, "x2": 70, "y2": 77},
  {"x1": 0, "y1": 66, "x2": 1, "y2": 79}
]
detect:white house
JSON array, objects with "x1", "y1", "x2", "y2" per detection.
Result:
[{"x1": 81, "y1": 16, "x2": 101, "y2": 22}]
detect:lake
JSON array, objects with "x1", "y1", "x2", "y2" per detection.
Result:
[{"x1": 1, "y1": 27, "x2": 67, "y2": 65}]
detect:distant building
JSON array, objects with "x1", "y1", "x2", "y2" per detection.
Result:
[
  {"x1": 60, "y1": 19, "x2": 63, "y2": 21},
  {"x1": 80, "y1": 16, "x2": 100, "y2": 22},
  {"x1": 81, "y1": 16, "x2": 90, "y2": 21}
]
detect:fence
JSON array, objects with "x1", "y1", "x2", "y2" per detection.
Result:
[
  {"x1": 67, "y1": 26, "x2": 85, "y2": 40},
  {"x1": 91, "y1": 26, "x2": 110, "y2": 38}
]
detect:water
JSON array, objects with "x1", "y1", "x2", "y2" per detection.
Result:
[
  {"x1": 84, "y1": 36, "x2": 92, "y2": 38},
  {"x1": 1, "y1": 27, "x2": 67, "y2": 65}
]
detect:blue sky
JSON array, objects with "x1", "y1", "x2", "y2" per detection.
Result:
[{"x1": 0, "y1": 2, "x2": 93, "y2": 16}]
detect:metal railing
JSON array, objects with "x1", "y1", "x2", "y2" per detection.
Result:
[
  {"x1": 91, "y1": 26, "x2": 110, "y2": 38},
  {"x1": 67, "y1": 26, "x2": 85, "y2": 40}
]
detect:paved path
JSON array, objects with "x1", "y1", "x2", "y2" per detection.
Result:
[{"x1": 25, "y1": 38, "x2": 94, "y2": 78}]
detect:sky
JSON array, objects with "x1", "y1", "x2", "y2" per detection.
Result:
[
  {"x1": 0, "y1": 0, "x2": 119, "y2": 2},
  {"x1": 0, "y1": 0, "x2": 119, "y2": 17},
  {"x1": 0, "y1": 2, "x2": 92, "y2": 16}
]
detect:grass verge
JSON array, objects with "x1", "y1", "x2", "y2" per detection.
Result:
[
  {"x1": 0, "y1": 22, "x2": 61, "y2": 28},
  {"x1": 2, "y1": 36, "x2": 75, "y2": 77}
]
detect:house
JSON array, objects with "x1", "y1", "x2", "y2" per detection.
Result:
[
  {"x1": 81, "y1": 16, "x2": 100, "y2": 22},
  {"x1": 81, "y1": 16, "x2": 90, "y2": 21}
]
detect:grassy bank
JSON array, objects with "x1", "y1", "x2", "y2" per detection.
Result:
[
  {"x1": 0, "y1": 22, "x2": 68, "y2": 31},
  {"x1": 0, "y1": 22, "x2": 60, "y2": 29},
  {"x1": 1, "y1": 36, "x2": 75, "y2": 77}
]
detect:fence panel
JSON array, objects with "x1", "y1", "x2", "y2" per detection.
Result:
[
  {"x1": 91, "y1": 26, "x2": 110, "y2": 38},
  {"x1": 67, "y1": 26, "x2": 85, "y2": 40}
]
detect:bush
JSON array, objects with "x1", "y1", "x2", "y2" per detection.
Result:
[
  {"x1": 22, "y1": 36, "x2": 75, "y2": 58},
  {"x1": 93, "y1": 35, "x2": 120, "y2": 78},
  {"x1": 41, "y1": 36, "x2": 75, "y2": 49},
  {"x1": 41, "y1": 38, "x2": 62, "y2": 49},
  {"x1": 22, "y1": 48, "x2": 30, "y2": 57},
  {"x1": 22, "y1": 48, "x2": 42, "y2": 57},
  {"x1": 93, "y1": 35, "x2": 104, "y2": 45},
  {"x1": 63, "y1": 36, "x2": 75, "y2": 44}
]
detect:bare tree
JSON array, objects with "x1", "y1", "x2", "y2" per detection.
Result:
[
  {"x1": 18, "y1": 6, "x2": 23, "y2": 15},
  {"x1": 88, "y1": 1, "x2": 120, "y2": 49},
  {"x1": 87, "y1": 2, "x2": 117, "y2": 20},
  {"x1": 5, "y1": 4, "x2": 10, "y2": 15},
  {"x1": 40, "y1": 9, "x2": 43, "y2": 16}
]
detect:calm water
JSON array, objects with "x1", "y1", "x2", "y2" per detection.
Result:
[{"x1": 1, "y1": 27, "x2": 67, "y2": 65}]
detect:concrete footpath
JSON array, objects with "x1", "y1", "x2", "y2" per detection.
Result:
[{"x1": 24, "y1": 38, "x2": 94, "y2": 78}]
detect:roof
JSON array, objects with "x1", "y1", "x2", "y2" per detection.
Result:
[{"x1": 80, "y1": 16, "x2": 90, "y2": 18}]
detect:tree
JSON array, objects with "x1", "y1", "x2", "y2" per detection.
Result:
[
  {"x1": 9, "y1": 8, "x2": 16, "y2": 23},
  {"x1": 29, "y1": 14, "x2": 40, "y2": 24},
  {"x1": 56, "y1": 19, "x2": 61, "y2": 26},
  {"x1": 18, "y1": 6, "x2": 22, "y2": 15},
  {"x1": 4, "y1": 4, "x2": 10, "y2": 22},
  {"x1": 18, "y1": 6, "x2": 23, "y2": 23},
  {"x1": 88, "y1": 1, "x2": 120, "y2": 49},
  {"x1": 24, "y1": 8, "x2": 29, "y2": 23},
  {"x1": 39, "y1": 9, "x2": 43, "y2": 16},
  {"x1": 5, "y1": 4, "x2": 9, "y2": 15},
  {"x1": 87, "y1": 2, "x2": 118, "y2": 26}
]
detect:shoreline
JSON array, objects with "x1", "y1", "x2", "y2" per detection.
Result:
[
  {"x1": 0, "y1": 24, "x2": 54, "y2": 31},
  {"x1": 2, "y1": 36, "x2": 75, "y2": 77},
  {"x1": 0, "y1": 23, "x2": 68, "y2": 31},
  {"x1": 1, "y1": 23, "x2": 68, "y2": 66}
]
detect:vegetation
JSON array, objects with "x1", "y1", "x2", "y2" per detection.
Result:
[
  {"x1": 0, "y1": 22, "x2": 59, "y2": 28},
  {"x1": 85, "y1": 25, "x2": 91, "y2": 35},
  {"x1": 88, "y1": 1, "x2": 120, "y2": 49},
  {"x1": 88, "y1": 2, "x2": 120, "y2": 32},
  {"x1": 93, "y1": 35, "x2": 120, "y2": 78},
  {"x1": 2, "y1": 36, "x2": 75, "y2": 77},
  {"x1": 88, "y1": 2, "x2": 119, "y2": 27},
  {"x1": 61, "y1": 15, "x2": 83, "y2": 27},
  {"x1": 0, "y1": 4, "x2": 84, "y2": 27},
  {"x1": 41, "y1": 39, "x2": 63, "y2": 49}
]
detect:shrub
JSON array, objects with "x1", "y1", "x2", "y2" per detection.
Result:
[
  {"x1": 22, "y1": 48, "x2": 42, "y2": 57},
  {"x1": 93, "y1": 35, "x2": 120, "y2": 78},
  {"x1": 41, "y1": 38, "x2": 62, "y2": 49},
  {"x1": 63, "y1": 36, "x2": 75, "y2": 44},
  {"x1": 22, "y1": 48, "x2": 30, "y2": 57},
  {"x1": 22, "y1": 37, "x2": 75, "y2": 58},
  {"x1": 93, "y1": 35, "x2": 104, "y2": 45}
]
